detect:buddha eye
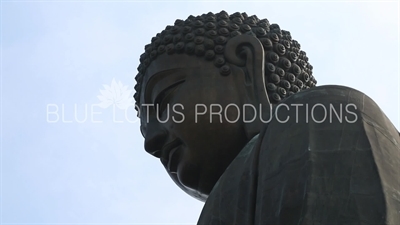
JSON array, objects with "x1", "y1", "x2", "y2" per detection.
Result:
[{"x1": 154, "y1": 80, "x2": 185, "y2": 117}]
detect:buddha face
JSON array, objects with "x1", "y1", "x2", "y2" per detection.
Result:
[{"x1": 139, "y1": 53, "x2": 252, "y2": 199}]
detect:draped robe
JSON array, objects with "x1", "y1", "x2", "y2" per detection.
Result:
[{"x1": 198, "y1": 85, "x2": 400, "y2": 225}]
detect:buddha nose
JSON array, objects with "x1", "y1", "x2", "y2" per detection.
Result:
[{"x1": 144, "y1": 119, "x2": 168, "y2": 158}]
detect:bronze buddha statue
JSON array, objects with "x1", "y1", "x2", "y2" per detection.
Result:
[{"x1": 134, "y1": 11, "x2": 400, "y2": 224}]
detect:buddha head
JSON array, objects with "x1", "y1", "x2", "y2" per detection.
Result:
[{"x1": 134, "y1": 11, "x2": 316, "y2": 201}]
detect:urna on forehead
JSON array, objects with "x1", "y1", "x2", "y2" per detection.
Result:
[{"x1": 133, "y1": 10, "x2": 317, "y2": 107}]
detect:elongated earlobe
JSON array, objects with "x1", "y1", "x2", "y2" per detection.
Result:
[{"x1": 224, "y1": 35, "x2": 272, "y2": 138}]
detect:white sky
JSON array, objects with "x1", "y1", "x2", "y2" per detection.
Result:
[{"x1": 1, "y1": 1, "x2": 399, "y2": 224}]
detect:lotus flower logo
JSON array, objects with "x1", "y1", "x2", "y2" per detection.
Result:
[{"x1": 97, "y1": 79, "x2": 133, "y2": 109}]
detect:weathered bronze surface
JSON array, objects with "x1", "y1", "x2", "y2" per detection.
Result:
[{"x1": 135, "y1": 11, "x2": 400, "y2": 224}]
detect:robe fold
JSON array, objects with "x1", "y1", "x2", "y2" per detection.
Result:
[{"x1": 198, "y1": 85, "x2": 400, "y2": 225}]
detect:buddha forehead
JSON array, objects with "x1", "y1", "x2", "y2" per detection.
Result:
[
  {"x1": 140, "y1": 54, "x2": 218, "y2": 102},
  {"x1": 146, "y1": 54, "x2": 215, "y2": 77}
]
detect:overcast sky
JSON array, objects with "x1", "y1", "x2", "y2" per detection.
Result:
[{"x1": 1, "y1": 1, "x2": 399, "y2": 224}]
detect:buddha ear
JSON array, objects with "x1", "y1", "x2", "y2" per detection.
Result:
[
  {"x1": 225, "y1": 35, "x2": 272, "y2": 137},
  {"x1": 224, "y1": 34, "x2": 271, "y2": 108}
]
